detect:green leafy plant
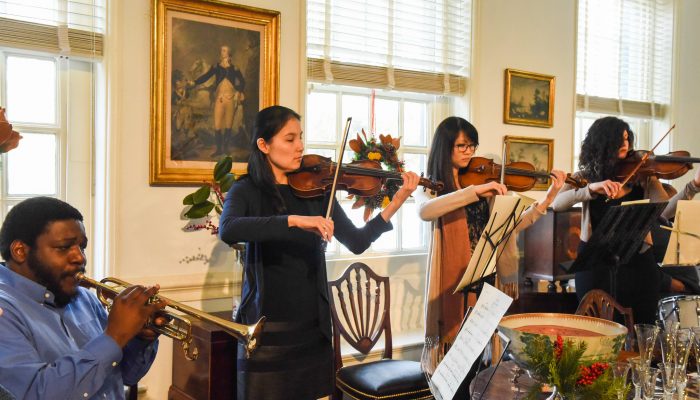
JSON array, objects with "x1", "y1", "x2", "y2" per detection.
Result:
[
  {"x1": 522, "y1": 334, "x2": 629, "y2": 400},
  {"x1": 182, "y1": 156, "x2": 237, "y2": 235}
]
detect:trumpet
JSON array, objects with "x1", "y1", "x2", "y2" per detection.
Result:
[{"x1": 76, "y1": 273, "x2": 265, "y2": 360}]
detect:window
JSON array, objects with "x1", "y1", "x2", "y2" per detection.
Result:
[
  {"x1": 305, "y1": 86, "x2": 436, "y2": 255},
  {"x1": 306, "y1": 0, "x2": 471, "y2": 257},
  {"x1": 0, "y1": 0, "x2": 103, "y2": 259},
  {"x1": 574, "y1": 0, "x2": 674, "y2": 167},
  {"x1": 0, "y1": 53, "x2": 61, "y2": 217}
]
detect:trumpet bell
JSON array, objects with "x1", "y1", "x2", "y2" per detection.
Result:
[{"x1": 76, "y1": 273, "x2": 265, "y2": 360}]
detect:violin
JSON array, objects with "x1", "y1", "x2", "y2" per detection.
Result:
[
  {"x1": 459, "y1": 156, "x2": 587, "y2": 192},
  {"x1": 287, "y1": 154, "x2": 444, "y2": 198},
  {"x1": 614, "y1": 150, "x2": 700, "y2": 182}
]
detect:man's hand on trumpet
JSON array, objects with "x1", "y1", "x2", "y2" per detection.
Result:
[{"x1": 105, "y1": 284, "x2": 167, "y2": 347}]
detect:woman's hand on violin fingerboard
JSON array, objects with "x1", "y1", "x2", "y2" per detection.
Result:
[
  {"x1": 588, "y1": 180, "x2": 623, "y2": 199},
  {"x1": 473, "y1": 182, "x2": 507, "y2": 198},
  {"x1": 536, "y1": 170, "x2": 567, "y2": 212},
  {"x1": 288, "y1": 215, "x2": 334, "y2": 242},
  {"x1": 545, "y1": 170, "x2": 567, "y2": 201},
  {"x1": 694, "y1": 167, "x2": 700, "y2": 187},
  {"x1": 394, "y1": 172, "x2": 421, "y2": 201}
]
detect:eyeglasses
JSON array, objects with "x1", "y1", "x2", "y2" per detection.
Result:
[{"x1": 454, "y1": 143, "x2": 478, "y2": 153}]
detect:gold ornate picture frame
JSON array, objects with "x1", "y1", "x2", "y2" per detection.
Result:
[
  {"x1": 504, "y1": 135, "x2": 554, "y2": 190},
  {"x1": 504, "y1": 69, "x2": 555, "y2": 128},
  {"x1": 151, "y1": 0, "x2": 279, "y2": 185}
]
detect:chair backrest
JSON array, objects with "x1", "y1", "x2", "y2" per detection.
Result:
[
  {"x1": 328, "y1": 262, "x2": 392, "y2": 371},
  {"x1": 575, "y1": 289, "x2": 635, "y2": 351}
]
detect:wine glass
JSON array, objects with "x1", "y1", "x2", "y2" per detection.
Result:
[
  {"x1": 611, "y1": 362, "x2": 630, "y2": 400},
  {"x1": 627, "y1": 356, "x2": 643, "y2": 400}
]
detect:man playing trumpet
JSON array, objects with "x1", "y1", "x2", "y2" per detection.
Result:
[{"x1": 0, "y1": 197, "x2": 166, "y2": 400}]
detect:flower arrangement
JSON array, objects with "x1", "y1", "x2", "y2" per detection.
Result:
[
  {"x1": 181, "y1": 156, "x2": 236, "y2": 235},
  {"x1": 348, "y1": 129, "x2": 404, "y2": 221},
  {"x1": 522, "y1": 333, "x2": 629, "y2": 399},
  {"x1": 0, "y1": 107, "x2": 23, "y2": 153}
]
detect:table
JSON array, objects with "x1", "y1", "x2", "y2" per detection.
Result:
[{"x1": 470, "y1": 361, "x2": 700, "y2": 399}]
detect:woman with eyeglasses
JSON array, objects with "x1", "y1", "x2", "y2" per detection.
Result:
[{"x1": 416, "y1": 116, "x2": 566, "y2": 355}]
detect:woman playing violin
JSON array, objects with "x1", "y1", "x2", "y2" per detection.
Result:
[
  {"x1": 416, "y1": 116, "x2": 567, "y2": 356},
  {"x1": 551, "y1": 116, "x2": 700, "y2": 324},
  {"x1": 218, "y1": 105, "x2": 419, "y2": 400}
]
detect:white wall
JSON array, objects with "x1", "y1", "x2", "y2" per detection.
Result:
[
  {"x1": 470, "y1": 0, "x2": 576, "y2": 195},
  {"x1": 671, "y1": 0, "x2": 700, "y2": 191}
]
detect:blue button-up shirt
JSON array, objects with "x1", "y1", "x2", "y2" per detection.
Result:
[{"x1": 0, "y1": 264, "x2": 158, "y2": 399}]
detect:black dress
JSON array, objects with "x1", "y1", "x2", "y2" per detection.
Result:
[
  {"x1": 575, "y1": 184, "x2": 666, "y2": 324},
  {"x1": 219, "y1": 178, "x2": 393, "y2": 400}
]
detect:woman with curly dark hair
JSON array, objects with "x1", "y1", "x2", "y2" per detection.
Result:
[{"x1": 551, "y1": 116, "x2": 700, "y2": 323}]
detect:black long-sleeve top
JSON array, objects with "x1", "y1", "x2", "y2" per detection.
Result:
[
  {"x1": 219, "y1": 177, "x2": 392, "y2": 339},
  {"x1": 194, "y1": 62, "x2": 245, "y2": 92}
]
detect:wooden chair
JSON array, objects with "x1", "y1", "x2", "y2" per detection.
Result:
[
  {"x1": 328, "y1": 262, "x2": 432, "y2": 400},
  {"x1": 575, "y1": 289, "x2": 635, "y2": 351}
]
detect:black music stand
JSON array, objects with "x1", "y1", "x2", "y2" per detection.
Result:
[
  {"x1": 568, "y1": 202, "x2": 667, "y2": 300},
  {"x1": 460, "y1": 199, "x2": 525, "y2": 296}
]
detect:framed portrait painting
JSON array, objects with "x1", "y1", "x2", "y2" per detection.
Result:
[
  {"x1": 150, "y1": 0, "x2": 279, "y2": 185},
  {"x1": 504, "y1": 136, "x2": 553, "y2": 190},
  {"x1": 504, "y1": 69, "x2": 555, "y2": 128}
]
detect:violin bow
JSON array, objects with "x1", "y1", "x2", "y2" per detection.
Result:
[
  {"x1": 617, "y1": 124, "x2": 676, "y2": 188},
  {"x1": 500, "y1": 139, "x2": 507, "y2": 185},
  {"x1": 324, "y1": 117, "x2": 353, "y2": 219}
]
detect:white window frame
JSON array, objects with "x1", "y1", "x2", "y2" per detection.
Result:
[
  {"x1": 305, "y1": 84, "x2": 443, "y2": 259},
  {"x1": 0, "y1": 50, "x2": 65, "y2": 213},
  {"x1": 0, "y1": 47, "x2": 94, "y2": 266},
  {"x1": 574, "y1": 0, "x2": 674, "y2": 169}
]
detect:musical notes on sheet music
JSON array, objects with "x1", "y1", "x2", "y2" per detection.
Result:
[{"x1": 430, "y1": 283, "x2": 513, "y2": 400}]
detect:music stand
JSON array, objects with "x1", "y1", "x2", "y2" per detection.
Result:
[
  {"x1": 568, "y1": 202, "x2": 667, "y2": 300},
  {"x1": 471, "y1": 331, "x2": 512, "y2": 400},
  {"x1": 457, "y1": 196, "x2": 528, "y2": 294}
]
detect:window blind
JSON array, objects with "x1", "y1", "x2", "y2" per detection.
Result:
[
  {"x1": 0, "y1": 0, "x2": 105, "y2": 58},
  {"x1": 576, "y1": 0, "x2": 673, "y2": 118},
  {"x1": 307, "y1": 0, "x2": 471, "y2": 96}
]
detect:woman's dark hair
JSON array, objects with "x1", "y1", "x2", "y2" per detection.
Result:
[
  {"x1": 427, "y1": 116, "x2": 479, "y2": 193},
  {"x1": 247, "y1": 105, "x2": 301, "y2": 214},
  {"x1": 0, "y1": 197, "x2": 83, "y2": 261},
  {"x1": 579, "y1": 116, "x2": 634, "y2": 182}
]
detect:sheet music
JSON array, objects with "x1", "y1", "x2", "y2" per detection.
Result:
[
  {"x1": 663, "y1": 200, "x2": 700, "y2": 266},
  {"x1": 455, "y1": 195, "x2": 529, "y2": 292},
  {"x1": 430, "y1": 283, "x2": 513, "y2": 400}
]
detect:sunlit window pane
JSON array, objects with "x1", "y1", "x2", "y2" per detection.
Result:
[
  {"x1": 374, "y1": 99, "x2": 398, "y2": 136},
  {"x1": 306, "y1": 148, "x2": 335, "y2": 161},
  {"x1": 307, "y1": 92, "x2": 337, "y2": 143},
  {"x1": 338, "y1": 202, "x2": 365, "y2": 254},
  {"x1": 343, "y1": 150, "x2": 355, "y2": 164},
  {"x1": 372, "y1": 213, "x2": 397, "y2": 251},
  {"x1": 342, "y1": 95, "x2": 369, "y2": 136},
  {"x1": 7, "y1": 133, "x2": 57, "y2": 195},
  {"x1": 403, "y1": 102, "x2": 427, "y2": 146},
  {"x1": 6, "y1": 56, "x2": 57, "y2": 124},
  {"x1": 401, "y1": 203, "x2": 425, "y2": 249},
  {"x1": 403, "y1": 153, "x2": 426, "y2": 175}
]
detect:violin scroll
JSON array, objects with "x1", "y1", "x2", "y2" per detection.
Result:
[
  {"x1": 419, "y1": 172, "x2": 444, "y2": 194},
  {"x1": 564, "y1": 174, "x2": 588, "y2": 189}
]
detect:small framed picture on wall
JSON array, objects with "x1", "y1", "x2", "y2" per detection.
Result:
[{"x1": 504, "y1": 69, "x2": 555, "y2": 128}]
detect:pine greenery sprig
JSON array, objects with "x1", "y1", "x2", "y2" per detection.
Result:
[{"x1": 521, "y1": 334, "x2": 629, "y2": 400}]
